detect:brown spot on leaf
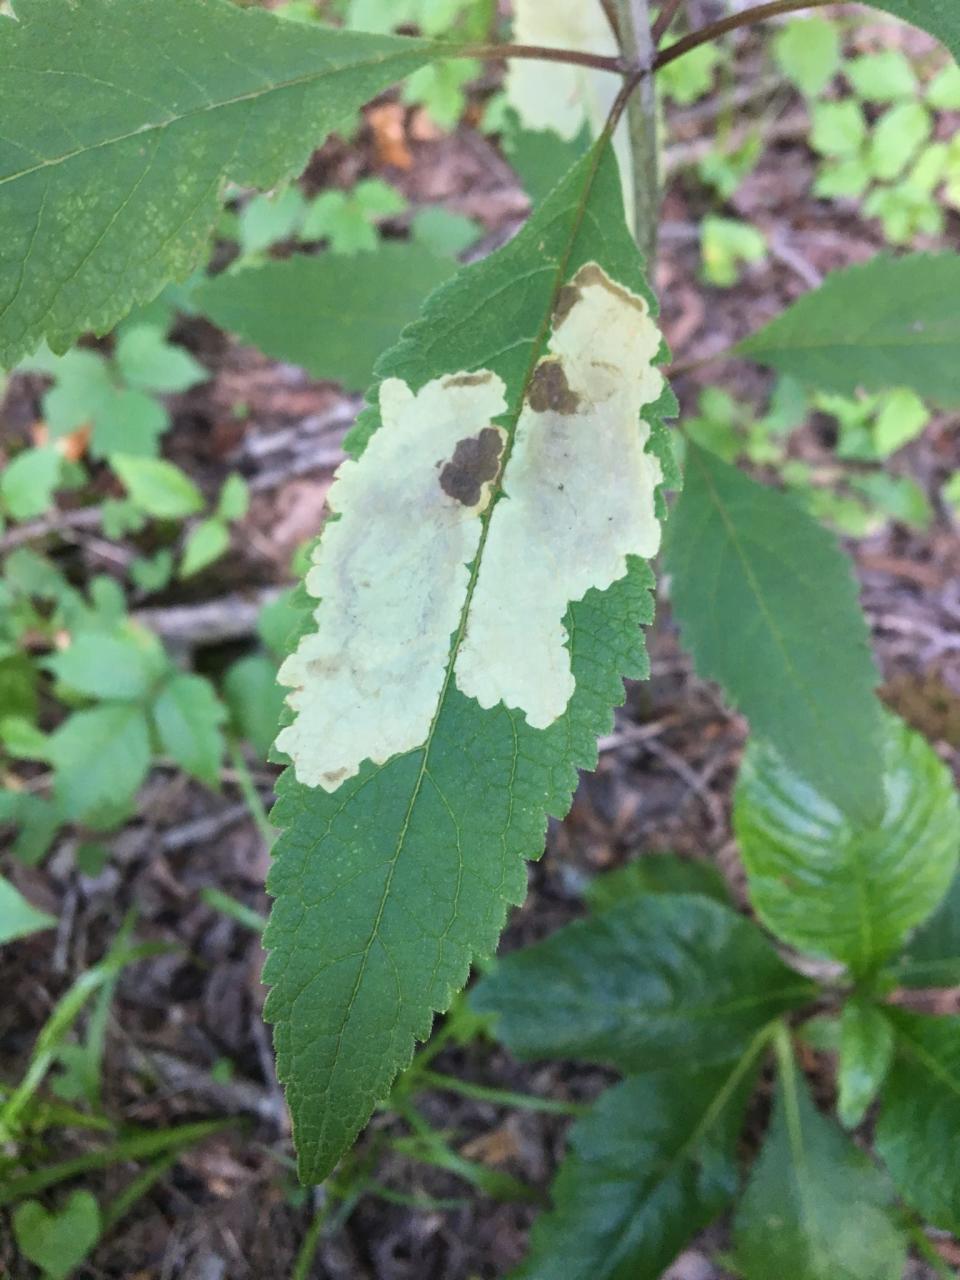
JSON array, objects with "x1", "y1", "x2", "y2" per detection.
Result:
[
  {"x1": 573, "y1": 262, "x2": 648, "y2": 314},
  {"x1": 443, "y1": 372, "x2": 494, "y2": 389},
  {"x1": 527, "y1": 360, "x2": 580, "y2": 414},
  {"x1": 439, "y1": 426, "x2": 505, "y2": 507},
  {"x1": 552, "y1": 284, "x2": 581, "y2": 327}
]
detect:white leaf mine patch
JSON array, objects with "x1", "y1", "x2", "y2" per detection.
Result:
[
  {"x1": 276, "y1": 371, "x2": 507, "y2": 790},
  {"x1": 454, "y1": 262, "x2": 664, "y2": 729}
]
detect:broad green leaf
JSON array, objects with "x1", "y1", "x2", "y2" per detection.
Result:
[
  {"x1": 262, "y1": 144, "x2": 677, "y2": 1183},
  {"x1": 152, "y1": 674, "x2": 226, "y2": 788},
  {"x1": 876, "y1": 1010, "x2": 960, "y2": 1233},
  {"x1": 471, "y1": 894, "x2": 814, "y2": 1070},
  {"x1": 46, "y1": 629, "x2": 165, "y2": 701},
  {"x1": 237, "y1": 187, "x2": 309, "y2": 255},
  {"x1": 846, "y1": 50, "x2": 917, "y2": 101},
  {"x1": 737, "y1": 253, "x2": 960, "y2": 407},
  {"x1": 0, "y1": 447, "x2": 61, "y2": 521},
  {"x1": 111, "y1": 455, "x2": 204, "y2": 519},
  {"x1": 514, "y1": 1061, "x2": 757, "y2": 1280},
  {"x1": 665, "y1": 442, "x2": 884, "y2": 824},
  {"x1": 223, "y1": 653, "x2": 286, "y2": 759},
  {"x1": 735, "y1": 1046, "x2": 905, "y2": 1280},
  {"x1": 866, "y1": 1, "x2": 960, "y2": 61},
  {"x1": 114, "y1": 325, "x2": 207, "y2": 394},
  {"x1": 891, "y1": 871, "x2": 960, "y2": 986},
  {"x1": 810, "y1": 101, "x2": 867, "y2": 157},
  {"x1": 837, "y1": 999, "x2": 893, "y2": 1129},
  {"x1": 0, "y1": 0, "x2": 440, "y2": 366},
  {"x1": 773, "y1": 18, "x2": 841, "y2": 97},
  {"x1": 179, "y1": 517, "x2": 230, "y2": 578},
  {"x1": 734, "y1": 715, "x2": 960, "y2": 975},
  {"x1": 12, "y1": 1190, "x2": 100, "y2": 1280},
  {"x1": 585, "y1": 852, "x2": 729, "y2": 911},
  {"x1": 195, "y1": 246, "x2": 453, "y2": 389},
  {"x1": 0, "y1": 876, "x2": 55, "y2": 945},
  {"x1": 49, "y1": 704, "x2": 151, "y2": 828},
  {"x1": 868, "y1": 102, "x2": 932, "y2": 181},
  {"x1": 216, "y1": 473, "x2": 250, "y2": 522}
]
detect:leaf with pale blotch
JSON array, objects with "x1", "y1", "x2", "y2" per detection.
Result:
[
  {"x1": 263, "y1": 143, "x2": 676, "y2": 1183},
  {"x1": 0, "y1": 0, "x2": 440, "y2": 367}
]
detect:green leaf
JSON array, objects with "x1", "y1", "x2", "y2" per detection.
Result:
[
  {"x1": 0, "y1": 875, "x2": 55, "y2": 945},
  {"x1": 49, "y1": 704, "x2": 151, "y2": 828},
  {"x1": 810, "y1": 100, "x2": 867, "y2": 157},
  {"x1": 0, "y1": 0, "x2": 440, "y2": 367},
  {"x1": 737, "y1": 253, "x2": 960, "y2": 407},
  {"x1": 837, "y1": 1000, "x2": 894, "y2": 1129},
  {"x1": 262, "y1": 144, "x2": 677, "y2": 1183},
  {"x1": 865, "y1": 1, "x2": 960, "y2": 61},
  {"x1": 700, "y1": 216, "x2": 766, "y2": 287},
  {"x1": 665, "y1": 442, "x2": 884, "y2": 824},
  {"x1": 223, "y1": 653, "x2": 286, "y2": 759},
  {"x1": 876, "y1": 1010, "x2": 960, "y2": 1233},
  {"x1": 46, "y1": 628, "x2": 165, "y2": 701},
  {"x1": 847, "y1": 50, "x2": 917, "y2": 101},
  {"x1": 12, "y1": 1190, "x2": 100, "y2": 1280},
  {"x1": 91, "y1": 387, "x2": 169, "y2": 459},
  {"x1": 733, "y1": 715, "x2": 960, "y2": 975},
  {"x1": 735, "y1": 1043, "x2": 906, "y2": 1280},
  {"x1": 514, "y1": 1061, "x2": 757, "y2": 1280},
  {"x1": 152, "y1": 674, "x2": 226, "y2": 788},
  {"x1": 216, "y1": 472, "x2": 249, "y2": 522},
  {"x1": 928, "y1": 63, "x2": 960, "y2": 109},
  {"x1": 585, "y1": 852, "x2": 729, "y2": 911},
  {"x1": 868, "y1": 102, "x2": 932, "y2": 181},
  {"x1": 237, "y1": 186, "x2": 308, "y2": 255},
  {"x1": 471, "y1": 894, "x2": 813, "y2": 1070},
  {"x1": 194, "y1": 246, "x2": 454, "y2": 389},
  {"x1": 410, "y1": 207, "x2": 480, "y2": 258},
  {"x1": 114, "y1": 325, "x2": 207, "y2": 393},
  {"x1": 0, "y1": 447, "x2": 61, "y2": 520},
  {"x1": 891, "y1": 871, "x2": 960, "y2": 986},
  {"x1": 179, "y1": 517, "x2": 230, "y2": 578},
  {"x1": 773, "y1": 17, "x2": 841, "y2": 97},
  {"x1": 111, "y1": 455, "x2": 204, "y2": 519}
]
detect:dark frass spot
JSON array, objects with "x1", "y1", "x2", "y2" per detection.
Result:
[
  {"x1": 552, "y1": 283, "x2": 581, "y2": 327},
  {"x1": 527, "y1": 359, "x2": 580, "y2": 414},
  {"x1": 439, "y1": 426, "x2": 505, "y2": 506},
  {"x1": 442, "y1": 371, "x2": 494, "y2": 389}
]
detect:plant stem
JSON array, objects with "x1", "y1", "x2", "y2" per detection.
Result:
[
  {"x1": 415, "y1": 1068, "x2": 588, "y2": 1116},
  {"x1": 290, "y1": 1193, "x2": 332, "y2": 1280},
  {"x1": 905, "y1": 1220, "x2": 954, "y2": 1280},
  {"x1": 228, "y1": 738, "x2": 277, "y2": 848},
  {"x1": 652, "y1": 0, "x2": 686, "y2": 45},
  {"x1": 653, "y1": 0, "x2": 834, "y2": 73},
  {"x1": 468, "y1": 41, "x2": 627, "y2": 76},
  {"x1": 615, "y1": 0, "x2": 659, "y2": 265}
]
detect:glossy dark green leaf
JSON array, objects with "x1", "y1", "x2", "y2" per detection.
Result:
[
  {"x1": 734, "y1": 715, "x2": 960, "y2": 975},
  {"x1": 735, "y1": 1046, "x2": 906, "y2": 1280},
  {"x1": 890, "y1": 871, "x2": 960, "y2": 987},
  {"x1": 665, "y1": 442, "x2": 883, "y2": 824},
  {"x1": 837, "y1": 1000, "x2": 893, "y2": 1129},
  {"x1": 876, "y1": 1010, "x2": 960, "y2": 1234},
  {"x1": 472, "y1": 894, "x2": 814, "y2": 1070},
  {"x1": 585, "y1": 853, "x2": 729, "y2": 911},
  {"x1": 515, "y1": 1060, "x2": 757, "y2": 1280}
]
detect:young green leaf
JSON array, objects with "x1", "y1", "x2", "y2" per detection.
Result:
[
  {"x1": 223, "y1": 654, "x2": 286, "y2": 759},
  {"x1": 113, "y1": 325, "x2": 207, "y2": 394},
  {"x1": 837, "y1": 999, "x2": 894, "y2": 1129},
  {"x1": 471, "y1": 894, "x2": 814, "y2": 1070},
  {"x1": 49, "y1": 704, "x2": 151, "y2": 828},
  {"x1": 665, "y1": 442, "x2": 884, "y2": 824},
  {"x1": 876, "y1": 1010, "x2": 960, "y2": 1233},
  {"x1": 0, "y1": 0, "x2": 442, "y2": 366},
  {"x1": 773, "y1": 18, "x2": 841, "y2": 97},
  {"x1": 735, "y1": 1044, "x2": 906, "y2": 1280},
  {"x1": 216, "y1": 473, "x2": 250, "y2": 523},
  {"x1": 585, "y1": 852, "x2": 729, "y2": 911},
  {"x1": 263, "y1": 144, "x2": 676, "y2": 1183},
  {"x1": 734, "y1": 715, "x2": 960, "y2": 975},
  {"x1": 736, "y1": 254, "x2": 960, "y2": 407},
  {"x1": 111, "y1": 456, "x2": 204, "y2": 519},
  {"x1": 46, "y1": 629, "x2": 165, "y2": 702},
  {"x1": 891, "y1": 871, "x2": 960, "y2": 987},
  {"x1": 514, "y1": 1061, "x2": 757, "y2": 1280},
  {"x1": 152, "y1": 674, "x2": 226, "y2": 788},
  {"x1": 194, "y1": 246, "x2": 454, "y2": 390},
  {"x1": 0, "y1": 875, "x2": 56, "y2": 945},
  {"x1": 12, "y1": 1190, "x2": 101, "y2": 1280},
  {"x1": 179, "y1": 518, "x2": 231, "y2": 579}
]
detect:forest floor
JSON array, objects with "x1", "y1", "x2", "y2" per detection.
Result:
[{"x1": 2, "y1": 5, "x2": 959, "y2": 1279}]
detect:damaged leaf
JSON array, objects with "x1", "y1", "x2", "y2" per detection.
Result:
[{"x1": 263, "y1": 143, "x2": 675, "y2": 1182}]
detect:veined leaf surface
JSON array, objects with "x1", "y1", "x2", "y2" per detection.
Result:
[
  {"x1": 0, "y1": 0, "x2": 438, "y2": 366},
  {"x1": 262, "y1": 145, "x2": 676, "y2": 1182}
]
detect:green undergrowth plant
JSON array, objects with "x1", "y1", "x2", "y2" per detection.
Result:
[
  {"x1": 472, "y1": 713, "x2": 960, "y2": 1277},
  {"x1": 2, "y1": 0, "x2": 960, "y2": 1274}
]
